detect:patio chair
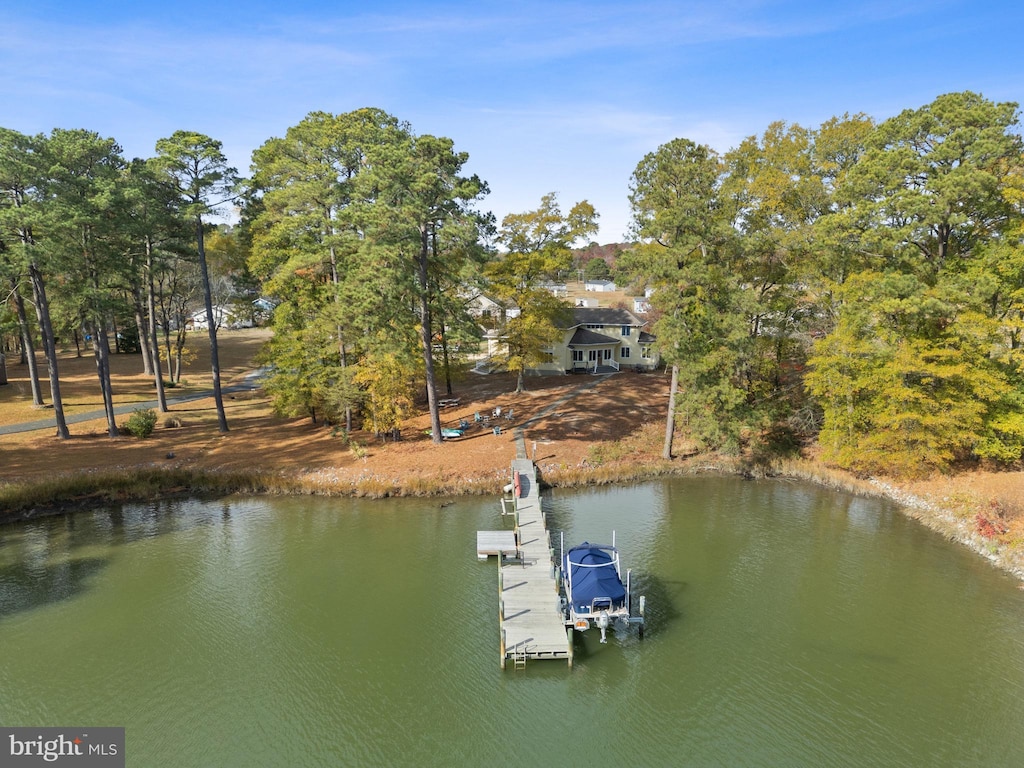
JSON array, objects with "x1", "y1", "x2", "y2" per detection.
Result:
[
  {"x1": 504, "y1": 408, "x2": 514, "y2": 422},
  {"x1": 474, "y1": 411, "x2": 483, "y2": 423},
  {"x1": 492, "y1": 425, "x2": 502, "y2": 436}
]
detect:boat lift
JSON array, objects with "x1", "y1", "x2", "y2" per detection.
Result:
[{"x1": 559, "y1": 531, "x2": 646, "y2": 643}]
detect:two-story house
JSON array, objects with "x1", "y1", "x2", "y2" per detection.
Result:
[{"x1": 534, "y1": 307, "x2": 659, "y2": 374}]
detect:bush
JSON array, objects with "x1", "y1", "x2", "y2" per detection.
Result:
[{"x1": 125, "y1": 408, "x2": 158, "y2": 438}]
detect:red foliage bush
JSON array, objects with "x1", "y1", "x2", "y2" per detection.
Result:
[{"x1": 975, "y1": 513, "x2": 1008, "y2": 539}]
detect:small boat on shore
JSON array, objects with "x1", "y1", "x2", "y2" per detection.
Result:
[
  {"x1": 561, "y1": 536, "x2": 645, "y2": 643},
  {"x1": 426, "y1": 427, "x2": 465, "y2": 439}
]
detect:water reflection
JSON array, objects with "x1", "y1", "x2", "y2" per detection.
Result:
[
  {"x1": 629, "y1": 571, "x2": 685, "y2": 635},
  {"x1": 0, "y1": 554, "x2": 109, "y2": 618},
  {"x1": 0, "y1": 479, "x2": 1022, "y2": 767}
]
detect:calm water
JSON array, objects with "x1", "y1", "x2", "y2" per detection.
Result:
[{"x1": 1, "y1": 478, "x2": 1023, "y2": 767}]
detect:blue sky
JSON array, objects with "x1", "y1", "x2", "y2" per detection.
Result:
[{"x1": 2, "y1": 0, "x2": 1021, "y2": 242}]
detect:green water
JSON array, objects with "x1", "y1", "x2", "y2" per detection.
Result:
[{"x1": 1, "y1": 478, "x2": 1023, "y2": 767}]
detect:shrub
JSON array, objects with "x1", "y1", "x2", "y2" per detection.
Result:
[
  {"x1": 125, "y1": 408, "x2": 158, "y2": 438},
  {"x1": 586, "y1": 440, "x2": 631, "y2": 466}
]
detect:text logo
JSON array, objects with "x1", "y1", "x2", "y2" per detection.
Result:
[{"x1": 1, "y1": 728, "x2": 124, "y2": 767}]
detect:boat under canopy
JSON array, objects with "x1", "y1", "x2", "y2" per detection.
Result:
[
  {"x1": 564, "y1": 543, "x2": 626, "y2": 614},
  {"x1": 561, "y1": 539, "x2": 644, "y2": 643}
]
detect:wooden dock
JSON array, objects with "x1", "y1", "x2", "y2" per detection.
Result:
[{"x1": 479, "y1": 433, "x2": 572, "y2": 668}]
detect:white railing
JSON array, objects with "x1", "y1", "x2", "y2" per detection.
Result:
[{"x1": 591, "y1": 359, "x2": 620, "y2": 372}]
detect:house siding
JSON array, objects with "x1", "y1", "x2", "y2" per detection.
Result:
[
  {"x1": 483, "y1": 305, "x2": 660, "y2": 375},
  {"x1": 548, "y1": 308, "x2": 659, "y2": 372}
]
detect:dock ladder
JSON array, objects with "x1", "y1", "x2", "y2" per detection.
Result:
[{"x1": 513, "y1": 644, "x2": 528, "y2": 670}]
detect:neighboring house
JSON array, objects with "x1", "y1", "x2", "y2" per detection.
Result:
[
  {"x1": 465, "y1": 292, "x2": 520, "y2": 321},
  {"x1": 540, "y1": 281, "x2": 568, "y2": 297},
  {"x1": 632, "y1": 296, "x2": 651, "y2": 314},
  {"x1": 475, "y1": 295, "x2": 520, "y2": 361},
  {"x1": 465, "y1": 292, "x2": 503, "y2": 318},
  {"x1": 584, "y1": 279, "x2": 617, "y2": 292},
  {"x1": 188, "y1": 305, "x2": 253, "y2": 331},
  {"x1": 534, "y1": 307, "x2": 659, "y2": 374},
  {"x1": 253, "y1": 297, "x2": 276, "y2": 314}
]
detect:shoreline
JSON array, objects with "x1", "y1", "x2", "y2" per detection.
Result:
[
  {"x1": 4, "y1": 332, "x2": 1019, "y2": 584},
  {"x1": 3, "y1": 454, "x2": 1022, "y2": 584}
]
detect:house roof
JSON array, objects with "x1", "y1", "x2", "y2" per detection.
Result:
[
  {"x1": 189, "y1": 305, "x2": 231, "y2": 319},
  {"x1": 568, "y1": 327, "x2": 621, "y2": 347},
  {"x1": 638, "y1": 331, "x2": 657, "y2": 343},
  {"x1": 566, "y1": 307, "x2": 645, "y2": 328}
]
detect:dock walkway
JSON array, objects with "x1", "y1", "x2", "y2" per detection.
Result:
[{"x1": 484, "y1": 432, "x2": 571, "y2": 668}]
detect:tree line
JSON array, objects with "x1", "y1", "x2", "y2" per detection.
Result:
[
  {"x1": 0, "y1": 128, "x2": 245, "y2": 436},
  {"x1": 241, "y1": 109, "x2": 599, "y2": 440},
  {"x1": 623, "y1": 91, "x2": 1023, "y2": 476},
  {"x1": 2, "y1": 91, "x2": 1021, "y2": 475}
]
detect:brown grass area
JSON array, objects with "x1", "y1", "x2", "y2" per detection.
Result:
[
  {"x1": 1, "y1": 328, "x2": 1022, "y2": 579},
  {"x1": 0, "y1": 329, "x2": 672, "y2": 490}
]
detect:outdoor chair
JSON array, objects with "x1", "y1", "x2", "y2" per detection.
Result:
[
  {"x1": 492, "y1": 425, "x2": 502, "y2": 436},
  {"x1": 504, "y1": 408, "x2": 514, "y2": 422},
  {"x1": 474, "y1": 412, "x2": 483, "y2": 423}
]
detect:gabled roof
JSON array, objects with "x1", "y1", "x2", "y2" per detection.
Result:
[
  {"x1": 638, "y1": 330, "x2": 657, "y2": 343},
  {"x1": 565, "y1": 307, "x2": 645, "y2": 328},
  {"x1": 568, "y1": 327, "x2": 621, "y2": 347}
]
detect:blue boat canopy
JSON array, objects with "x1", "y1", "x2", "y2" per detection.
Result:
[{"x1": 564, "y1": 543, "x2": 626, "y2": 611}]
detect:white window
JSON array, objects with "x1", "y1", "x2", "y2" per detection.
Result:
[
  {"x1": 603, "y1": 349, "x2": 612, "y2": 360},
  {"x1": 620, "y1": 347, "x2": 631, "y2": 359},
  {"x1": 621, "y1": 325, "x2": 631, "y2": 336},
  {"x1": 641, "y1": 345, "x2": 652, "y2": 359},
  {"x1": 588, "y1": 350, "x2": 598, "y2": 361}
]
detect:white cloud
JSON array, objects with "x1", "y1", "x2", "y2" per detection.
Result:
[{"x1": 0, "y1": 0, "x2": 1016, "y2": 245}]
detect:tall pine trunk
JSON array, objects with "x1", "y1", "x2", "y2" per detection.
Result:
[
  {"x1": 10, "y1": 277, "x2": 43, "y2": 406},
  {"x1": 662, "y1": 364, "x2": 679, "y2": 460},
  {"x1": 28, "y1": 261, "x2": 70, "y2": 438},
  {"x1": 195, "y1": 216, "x2": 228, "y2": 432},
  {"x1": 89, "y1": 320, "x2": 119, "y2": 437},
  {"x1": 145, "y1": 240, "x2": 168, "y2": 412},
  {"x1": 132, "y1": 285, "x2": 153, "y2": 376},
  {"x1": 417, "y1": 226, "x2": 442, "y2": 444}
]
